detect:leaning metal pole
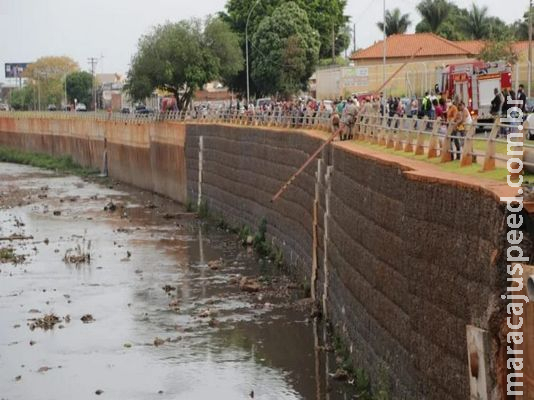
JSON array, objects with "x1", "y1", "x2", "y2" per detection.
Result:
[{"x1": 270, "y1": 47, "x2": 423, "y2": 203}]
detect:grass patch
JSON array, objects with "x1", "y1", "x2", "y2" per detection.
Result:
[
  {"x1": 352, "y1": 141, "x2": 534, "y2": 183},
  {"x1": 0, "y1": 146, "x2": 99, "y2": 176}
]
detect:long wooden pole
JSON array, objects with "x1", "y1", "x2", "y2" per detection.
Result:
[{"x1": 270, "y1": 47, "x2": 423, "y2": 203}]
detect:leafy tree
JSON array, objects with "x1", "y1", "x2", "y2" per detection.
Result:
[
  {"x1": 222, "y1": 0, "x2": 348, "y2": 94},
  {"x1": 66, "y1": 71, "x2": 92, "y2": 105},
  {"x1": 486, "y1": 17, "x2": 513, "y2": 41},
  {"x1": 250, "y1": 2, "x2": 320, "y2": 97},
  {"x1": 479, "y1": 40, "x2": 519, "y2": 64},
  {"x1": 22, "y1": 56, "x2": 79, "y2": 109},
  {"x1": 377, "y1": 8, "x2": 412, "y2": 36},
  {"x1": 511, "y1": 10, "x2": 530, "y2": 40},
  {"x1": 462, "y1": 4, "x2": 489, "y2": 39},
  {"x1": 416, "y1": 0, "x2": 450, "y2": 33},
  {"x1": 10, "y1": 86, "x2": 35, "y2": 111},
  {"x1": 125, "y1": 17, "x2": 242, "y2": 110},
  {"x1": 24, "y1": 56, "x2": 79, "y2": 81}
]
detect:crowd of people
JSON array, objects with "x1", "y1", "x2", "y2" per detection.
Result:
[{"x1": 190, "y1": 85, "x2": 527, "y2": 158}]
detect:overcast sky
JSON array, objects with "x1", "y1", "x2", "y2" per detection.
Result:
[{"x1": 0, "y1": 0, "x2": 528, "y2": 83}]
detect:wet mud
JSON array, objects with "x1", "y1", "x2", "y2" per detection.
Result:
[{"x1": 0, "y1": 162, "x2": 356, "y2": 400}]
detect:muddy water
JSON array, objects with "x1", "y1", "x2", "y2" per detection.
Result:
[{"x1": 0, "y1": 163, "x2": 354, "y2": 400}]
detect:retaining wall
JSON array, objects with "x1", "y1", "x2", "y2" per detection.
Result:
[{"x1": 0, "y1": 116, "x2": 532, "y2": 399}]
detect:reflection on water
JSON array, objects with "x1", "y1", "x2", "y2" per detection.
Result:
[{"x1": 0, "y1": 163, "x2": 356, "y2": 400}]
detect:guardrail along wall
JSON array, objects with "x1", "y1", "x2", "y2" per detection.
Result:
[{"x1": 0, "y1": 115, "x2": 532, "y2": 398}]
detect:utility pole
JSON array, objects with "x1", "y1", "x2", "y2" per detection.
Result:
[
  {"x1": 332, "y1": 22, "x2": 336, "y2": 65},
  {"x1": 353, "y1": 23, "x2": 356, "y2": 54},
  {"x1": 529, "y1": 0, "x2": 533, "y2": 97},
  {"x1": 88, "y1": 57, "x2": 98, "y2": 111}
]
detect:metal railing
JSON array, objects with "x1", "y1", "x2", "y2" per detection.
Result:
[
  {"x1": 2, "y1": 109, "x2": 533, "y2": 174},
  {"x1": 352, "y1": 113, "x2": 534, "y2": 174}
]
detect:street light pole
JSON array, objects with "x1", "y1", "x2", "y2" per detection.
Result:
[
  {"x1": 529, "y1": 0, "x2": 532, "y2": 97},
  {"x1": 382, "y1": 0, "x2": 387, "y2": 109},
  {"x1": 246, "y1": 0, "x2": 261, "y2": 108}
]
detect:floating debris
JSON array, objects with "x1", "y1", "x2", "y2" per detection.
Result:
[
  {"x1": 63, "y1": 239, "x2": 91, "y2": 266},
  {"x1": 0, "y1": 247, "x2": 25, "y2": 264},
  {"x1": 162, "y1": 285, "x2": 176, "y2": 294},
  {"x1": 81, "y1": 314, "x2": 95, "y2": 323},
  {"x1": 239, "y1": 277, "x2": 261, "y2": 293},
  {"x1": 28, "y1": 313, "x2": 61, "y2": 331},
  {"x1": 153, "y1": 337, "x2": 165, "y2": 347}
]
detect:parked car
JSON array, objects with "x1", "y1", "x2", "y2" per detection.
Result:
[
  {"x1": 0, "y1": 103, "x2": 9, "y2": 111},
  {"x1": 134, "y1": 105, "x2": 152, "y2": 115},
  {"x1": 47, "y1": 104, "x2": 57, "y2": 111},
  {"x1": 75, "y1": 103, "x2": 87, "y2": 112},
  {"x1": 121, "y1": 107, "x2": 130, "y2": 114}
]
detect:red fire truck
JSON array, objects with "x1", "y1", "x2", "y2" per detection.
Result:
[{"x1": 439, "y1": 61, "x2": 512, "y2": 121}]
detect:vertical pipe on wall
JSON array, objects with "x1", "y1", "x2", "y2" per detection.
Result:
[
  {"x1": 322, "y1": 165, "x2": 333, "y2": 319},
  {"x1": 198, "y1": 136, "x2": 204, "y2": 207}
]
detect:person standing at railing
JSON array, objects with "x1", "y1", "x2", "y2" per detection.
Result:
[
  {"x1": 433, "y1": 99, "x2": 444, "y2": 120},
  {"x1": 447, "y1": 97, "x2": 460, "y2": 160},
  {"x1": 490, "y1": 88, "x2": 502, "y2": 117},
  {"x1": 340, "y1": 97, "x2": 358, "y2": 141},
  {"x1": 451, "y1": 101, "x2": 471, "y2": 161},
  {"x1": 517, "y1": 84, "x2": 527, "y2": 113},
  {"x1": 422, "y1": 92, "x2": 432, "y2": 118},
  {"x1": 410, "y1": 97, "x2": 419, "y2": 118}
]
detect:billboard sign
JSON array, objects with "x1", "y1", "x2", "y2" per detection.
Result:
[{"x1": 5, "y1": 63, "x2": 31, "y2": 78}]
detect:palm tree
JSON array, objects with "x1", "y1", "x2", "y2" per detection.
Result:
[
  {"x1": 416, "y1": 0, "x2": 450, "y2": 33},
  {"x1": 377, "y1": 8, "x2": 412, "y2": 36},
  {"x1": 463, "y1": 4, "x2": 490, "y2": 39}
]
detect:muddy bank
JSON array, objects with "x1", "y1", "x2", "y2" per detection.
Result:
[{"x1": 0, "y1": 162, "x2": 357, "y2": 400}]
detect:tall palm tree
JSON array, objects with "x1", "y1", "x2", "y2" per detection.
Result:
[
  {"x1": 463, "y1": 3, "x2": 490, "y2": 39},
  {"x1": 416, "y1": 0, "x2": 450, "y2": 33},
  {"x1": 377, "y1": 8, "x2": 412, "y2": 36}
]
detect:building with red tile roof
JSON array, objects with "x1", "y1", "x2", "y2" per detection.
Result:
[{"x1": 350, "y1": 33, "x2": 529, "y2": 65}]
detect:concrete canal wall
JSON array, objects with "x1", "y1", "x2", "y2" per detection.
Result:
[{"x1": 0, "y1": 115, "x2": 532, "y2": 399}]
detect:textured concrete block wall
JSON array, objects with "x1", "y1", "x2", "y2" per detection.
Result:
[
  {"x1": 185, "y1": 124, "x2": 518, "y2": 399},
  {"x1": 185, "y1": 124, "x2": 324, "y2": 278},
  {"x1": 325, "y1": 148, "x2": 508, "y2": 398}
]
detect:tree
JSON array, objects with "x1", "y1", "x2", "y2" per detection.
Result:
[
  {"x1": 377, "y1": 8, "x2": 411, "y2": 36},
  {"x1": 479, "y1": 40, "x2": 519, "y2": 64},
  {"x1": 250, "y1": 2, "x2": 320, "y2": 97},
  {"x1": 10, "y1": 86, "x2": 35, "y2": 111},
  {"x1": 463, "y1": 4, "x2": 489, "y2": 39},
  {"x1": 22, "y1": 56, "x2": 79, "y2": 109},
  {"x1": 66, "y1": 71, "x2": 92, "y2": 105},
  {"x1": 222, "y1": 0, "x2": 348, "y2": 94},
  {"x1": 486, "y1": 17, "x2": 513, "y2": 41},
  {"x1": 24, "y1": 56, "x2": 79, "y2": 81},
  {"x1": 511, "y1": 10, "x2": 530, "y2": 40},
  {"x1": 125, "y1": 17, "x2": 243, "y2": 110},
  {"x1": 416, "y1": 0, "x2": 450, "y2": 33}
]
